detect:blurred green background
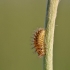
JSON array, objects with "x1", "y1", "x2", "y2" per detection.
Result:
[{"x1": 0, "y1": 0, "x2": 70, "y2": 70}]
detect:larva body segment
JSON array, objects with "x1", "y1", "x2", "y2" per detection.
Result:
[{"x1": 33, "y1": 28, "x2": 45, "y2": 57}]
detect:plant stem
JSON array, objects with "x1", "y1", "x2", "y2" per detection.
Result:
[{"x1": 44, "y1": 0, "x2": 60, "y2": 70}]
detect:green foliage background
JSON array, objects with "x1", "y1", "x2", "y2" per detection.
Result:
[{"x1": 0, "y1": 0, "x2": 70, "y2": 70}]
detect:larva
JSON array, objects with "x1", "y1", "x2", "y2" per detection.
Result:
[{"x1": 32, "y1": 28, "x2": 45, "y2": 57}]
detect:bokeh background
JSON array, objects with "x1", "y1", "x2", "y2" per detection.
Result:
[{"x1": 0, "y1": 0, "x2": 70, "y2": 70}]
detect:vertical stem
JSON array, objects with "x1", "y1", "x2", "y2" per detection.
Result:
[{"x1": 44, "y1": 0, "x2": 59, "y2": 70}]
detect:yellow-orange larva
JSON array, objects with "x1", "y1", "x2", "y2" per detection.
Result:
[{"x1": 32, "y1": 28, "x2": 45, "y2": 57}]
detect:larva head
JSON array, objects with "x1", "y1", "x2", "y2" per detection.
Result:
[
  {"x1": 36, "y1": 47, "x2": 45, "y2": 57},
  {"x1": 32, "y1": 28, "x2": 45, "y2": 57}
]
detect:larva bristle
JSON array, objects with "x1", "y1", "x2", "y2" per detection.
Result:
[{"x1": 31, "y1": 47, "x2": 35, "y2": 49}]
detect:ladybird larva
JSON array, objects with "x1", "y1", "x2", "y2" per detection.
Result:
[{"x1": 32, "y1": 28, "x2": 45, "y2": 57}]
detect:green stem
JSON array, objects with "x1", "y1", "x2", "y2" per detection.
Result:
[{"x1": 44, "y1": 0, "x2": 60, "y2": 70}]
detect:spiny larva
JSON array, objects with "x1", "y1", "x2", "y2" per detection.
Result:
[{"x1": 32, "y1": 28, "x2": 46, "y2": 57}]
